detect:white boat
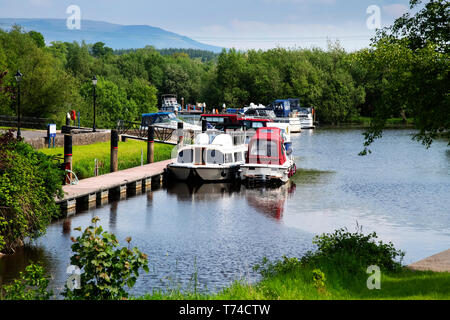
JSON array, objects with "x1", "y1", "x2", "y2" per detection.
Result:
[
  {"x1": 240, "y1": 127, "x2": 296, "y2": 185},
  {"x1": 273, "y1": 117, "x2": 302, "y2": 133},
  {"x1": 168, "y1": 131, "x2": 247, "y2": 181},
  {"x1": 296, "y1": 107, "x2": 315, "y2": 129},
  {"x1": 244, "y1": 102, "x2": 302, "y2": 133}
]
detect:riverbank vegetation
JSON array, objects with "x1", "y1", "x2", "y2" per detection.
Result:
[
  {"x1": 0, "y1": 130, "x2": 63, "y2": 255},
  {"x1": 2, "y1": 223, "x2": 448, "y2": 300},
  {"x1": 139, "y1": 228, "x2": 450, "y2": 300},
  {"x1": 40, "y1": 140, "x2": 174, "y2": 179},
  {"x1": 0, "y1": 0, "x2": 447, "y2": 148}
]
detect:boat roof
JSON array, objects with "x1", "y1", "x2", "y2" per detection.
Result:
[
  {"x1": 201, "y1": 114, "x2": 238, "y2": 118},
  {"x1": 142, "y1": 112, "x2": 173, "y2": 117},
  {"x1": 251, "y1": 127, "x2": 283, "y2": 141},
  {"x1": 238, "y1": 117, "x2": 272, "y2": 122}
]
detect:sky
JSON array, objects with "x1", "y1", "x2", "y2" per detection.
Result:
[{"x1": 0, "y1": 0, "x2": 414, "y2": 51}]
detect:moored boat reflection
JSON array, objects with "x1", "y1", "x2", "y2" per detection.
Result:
[{"x1": 244, "y1": 181, "x2": 296, "y2": 220}]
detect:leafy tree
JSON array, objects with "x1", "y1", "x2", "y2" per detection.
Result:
[
  {"x1": 27, "y1": 31, "x2": 45, "y2": 48},
  {"x1": 126, "y1": 78, "x2": 158, "y2": 116},
  {"x1": 91, "y1": 42, "x2": 113, "y2": 58},
  {"x1": 63, "y1": 217, "x2": 149, "y2": 300},
  {"x1": 360, "y1": 0, "x2": 449, "y2": 153},
  {"x1": 375, "y1": 0, "x2": 449, "y2": 54},
  {"x1": 0, "y1": 131, "x2": 63, "y2": 254}
]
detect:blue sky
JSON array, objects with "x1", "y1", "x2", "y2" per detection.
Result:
[{"x1": 0, "y1": 0, "x2": 413, "y2": 51}]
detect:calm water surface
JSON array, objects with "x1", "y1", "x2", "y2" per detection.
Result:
[{"x1": 1, "y1": 128, "x2": 449, "y2": 296}]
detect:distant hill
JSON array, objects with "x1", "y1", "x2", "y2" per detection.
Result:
[{"x1": 0, "y1": 18, "x2": 223, "y2": 53}]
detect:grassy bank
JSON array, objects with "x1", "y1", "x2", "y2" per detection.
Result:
[
  {"x1": 41, "y1": 140, "x2": 174, "y2": 179},
  {"x1": 139, "y1": 228, "x2": 450, "y2": 300},
  {"x1": 140, "y1": 267, "x2": 450, "y2": 300}
]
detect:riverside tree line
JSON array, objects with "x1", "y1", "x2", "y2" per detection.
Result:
[{"x1": 0, "y1": 0, "x2": 448, "y2": 147}]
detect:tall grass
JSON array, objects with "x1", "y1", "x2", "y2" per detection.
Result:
[{"x1": 41, "y1": 140, "x2": 174, "y2": 179}]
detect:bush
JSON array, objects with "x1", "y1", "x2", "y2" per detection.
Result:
[
  {"x1": 63, "y1": 217, "x2": 149, "y2": 300},
  {"x1": 254, "y1": 226, "x2": 405, "y2": 280},
  {"x1": 307, "y1": 227, "x2": 405, "y2": 272},
  {"x1": 0, "y1": 262, "x2": 53, "y2": 300},
  {"x1": 0, "y1": 130, "x2": 64, "y2": 254}
]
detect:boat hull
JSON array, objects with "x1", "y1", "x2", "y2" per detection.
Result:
[
  {"x1": 168, "y1": 164, "x2": 240, "y2": 181},
  {"x1": 299, "y1": 117, "x2": 315, "y2": 129},
  {"x1": 240, "y1": 161, "x2": 295, "y2": 184},
  {"x1": 167, "y1": 165, "x2": 193, "y2": 181},
  {"x1": 195, "y1": 166, "x2": 239, "y2": 181}
]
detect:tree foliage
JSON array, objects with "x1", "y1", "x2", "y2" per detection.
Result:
[
  {"x1": 63, "y1": 217, "x2": 149, "y2": 300},
  {"x1": 357, "y1": 0, "x2": 449, "y2": 153},
  {"x1": 0, "y1": 130, "x2": 63, "y2": 254}
]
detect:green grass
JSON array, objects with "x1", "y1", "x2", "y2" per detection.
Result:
[
  {"x1": 137, "y1": 227, "x2": 450, "y2": 300},
  {"x1": 137, "y1": 262, "x2": 450, "y2": 301},
  {"x1": 40, "y1": 140, "x2": 174, "y2": 179},
  {"x1": 0, "y1": 126, "x2": 38, "y2": 131}
]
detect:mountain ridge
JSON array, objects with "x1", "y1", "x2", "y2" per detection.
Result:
[{"x1": 0, "y1": 18, "x2": 223, "y2": 52}]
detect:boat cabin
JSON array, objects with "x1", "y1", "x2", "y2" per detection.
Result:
[
  {"x1": 200, "y1": 114, "x2": 241, "y2": 130},
  {"x1": 141, "y1": 112, "x2": 178, "y2": 126},
  {"x1": 238, "y1": 117, "x2": 272, "y2": 130},
  {"x1": 246, "y1": 127, "x2": 287, "y2": 165},
  {"x1": 268, "y1": 99, "x2": 291, "y2": 118}
]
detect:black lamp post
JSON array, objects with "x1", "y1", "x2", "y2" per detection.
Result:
[
  {"x1": 92, "y1": 75, "x2": 97, "y2": 132},
  {"x1": 15, "y1": 70, "x2": 23, "y2": 139}
]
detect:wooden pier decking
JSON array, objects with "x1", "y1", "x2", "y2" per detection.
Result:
[
  {"x1": 57, "y1": 159, "x2": 174, "y2": 214},
  {"x1": 408, "y1": 249, "x2": 450, "y2": 273}
]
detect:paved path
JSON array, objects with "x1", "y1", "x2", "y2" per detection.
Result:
[
  {"x1": 408, "y1": 249, "x2": 450, "y2": 272},
  {"x1": 58, "y1": 159, "x2": 174, "y2": 203}
]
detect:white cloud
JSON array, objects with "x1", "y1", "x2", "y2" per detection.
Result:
[{"x1": 186, "y1": 18, "x2": 373, "y2": 51}]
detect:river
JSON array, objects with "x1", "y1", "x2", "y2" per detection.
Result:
[{"x1": 0, "y1": 128, "x2": 449, "y2": 297}]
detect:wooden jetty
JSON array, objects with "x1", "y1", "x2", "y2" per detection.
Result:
[
  {"x1": 57, "y1": 159, "x2": 174, "y2": 215},
  {"x1": 408, "y1": 249, "x2": 450, "y2": 273}
]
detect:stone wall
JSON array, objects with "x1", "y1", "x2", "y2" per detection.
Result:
[{"x1": 28, "y1": 131, "x2": 111, "y2": 150}]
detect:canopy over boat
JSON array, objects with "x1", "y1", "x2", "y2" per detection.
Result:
[{"x1": 246, "y1": 127, "x2": 287, "y2": 165}]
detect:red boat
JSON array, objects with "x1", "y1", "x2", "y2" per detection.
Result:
[{"x1": 240, "y1": 127, "x2": 296, "y2": 184}]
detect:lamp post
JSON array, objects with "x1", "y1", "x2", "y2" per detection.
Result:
[
  {"x1": 15, "y1": 70, "x2": 23, "y2": 139},
  {"x1": 92, "y1": 75, "x2": 97, "y2": 132}
]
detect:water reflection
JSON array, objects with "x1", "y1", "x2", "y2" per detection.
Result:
[
  {"x1": 166, "y1": 181, "x2": 296, "y2": 221},
  {"x1": 166, "y1": 181, "x2": 241, "y2": 202},
  {"x1": 0, "y1": 246, "x2": 50, "y2": 287},
  {"x1": 244, "y1": 182, "x2": 296, "y2": 220}
]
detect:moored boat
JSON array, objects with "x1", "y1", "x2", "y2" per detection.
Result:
[
  {"x1": 240, "y1": 127, "x2": 296, "y2": 185},
  {"x1": 167, "y1": 131, "x2": 247, "y2": 182}
]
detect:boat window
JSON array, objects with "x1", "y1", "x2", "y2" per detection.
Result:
[
  {"x1": 178, "y1": 149, "x2": 193, "y2": 164},
  {"x1": 206, "y1": 149, "x2": 224, "y2": 164},
  {"x1": 234, "y1": 152, "x2": 243, "y2": 162},
  {"x1": 225, "y1": 153, "x2": 233, "y2": 163},
  {"x1": 250, "y1": 140, "x2": 278, "y2": 157},
  {"x1": 252, "y1": 122, "x2": 264, "y2": 128}
]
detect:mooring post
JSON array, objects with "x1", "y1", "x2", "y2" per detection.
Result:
[
  {"x1": 64, "y1": 134, "x2": 72, "y2": 185},
  {"x1": 202, "y1": 119, "x2": 207, "y2": 133},
  {"x1": 147, "y1": 125, "x2": 154, "y2": 164},
  {"x1": 110, "y1": 129, "x2": 119, "y2": 172},
  {"x1": 177, "y1": 122, "x2": 184, "y2": 147}
]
